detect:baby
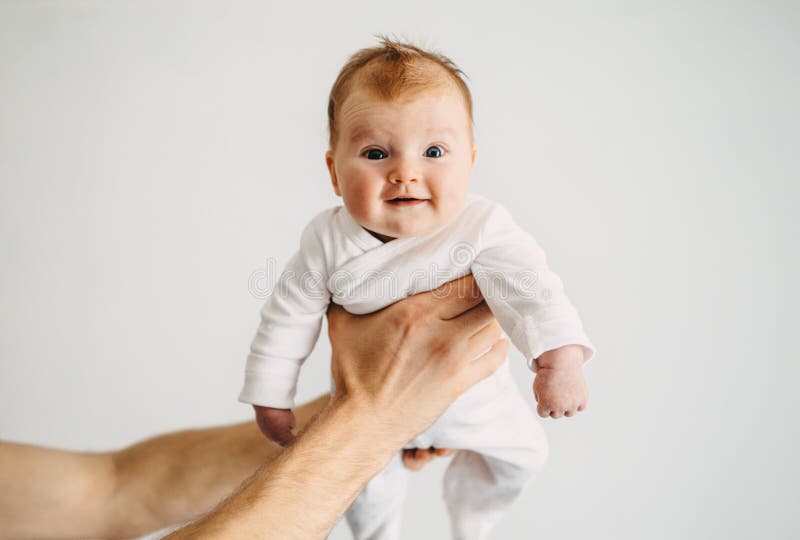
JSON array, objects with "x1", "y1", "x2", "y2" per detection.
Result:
[{"x1": 240, "y1": 37, "x2": 595, "y2": 540}]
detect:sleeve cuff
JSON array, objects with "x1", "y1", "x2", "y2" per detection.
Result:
[
  {"x1": 238, "y1": 355, "x2": 302, "y2": 408},
  {"x1": 510, "y1": 315, "x2": 596, "y2": 372}
]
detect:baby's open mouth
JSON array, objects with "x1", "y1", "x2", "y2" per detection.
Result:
[{"x1": 387, "y1": 197, "x2": 427, "y2": 206}]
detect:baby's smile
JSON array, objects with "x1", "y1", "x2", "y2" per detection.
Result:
[
  {"x1": 325, "y1": 86, "x2": 476, "y2": 242},
  {"x1": 384, "y1": 185, "x2": 432, "y2": 207},
  {"x1": 386, "y1": 197, "x2": 429, "y2": 207}
]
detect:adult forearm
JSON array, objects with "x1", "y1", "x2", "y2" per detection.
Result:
[
  {"x1": 0, "y1": 396, "x2": 329, "y2": 540},
  {"x1": 0, "y1": 427, "x2": 270, "y2": 540},
  {"x1": 0, "y1": 442, "x2": 115, "y2": 540},
  {"x1": 104, "y1": 395, "x2": 328, "y2": 537},
  {"x1": 104, "y1": 422, "x2": 273, "y2": 536},
  {"x1": 167, "y1": 396, "x2": 408, "y2": 540}
]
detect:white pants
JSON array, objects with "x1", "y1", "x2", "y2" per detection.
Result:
[{"x1": 344, "y1": 360, "x2": 548, "y2": 540}]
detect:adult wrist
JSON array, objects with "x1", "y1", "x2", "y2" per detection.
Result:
[{"x1": 325, "y1": 394, "x2": 415, "y2": 456}]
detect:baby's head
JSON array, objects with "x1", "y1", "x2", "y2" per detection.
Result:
[{"x1": 325, "y1": 37, "x2": 476, "y2": 242}]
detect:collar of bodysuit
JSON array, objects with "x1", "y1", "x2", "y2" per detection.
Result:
[{"x1": 338, "y1": 206, "x2": 384, "y2": 252}]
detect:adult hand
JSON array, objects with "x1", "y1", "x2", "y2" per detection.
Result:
[
  {"x1": 166, "y1": 274, "x2": 507, "y2": 540},
  {"x1": 326, "y1": 273, "x2": 508, "y2": 444}
]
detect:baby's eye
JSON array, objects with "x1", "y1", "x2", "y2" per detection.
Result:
[
  {"x1": 363, "y1": 148, "x2": 388, "y2": 160},
  {"x1": 424, "y1": 146, "x2": 444, "y2": 158}
]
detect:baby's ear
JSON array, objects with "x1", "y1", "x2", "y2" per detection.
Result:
[{"x1": 325, "y1": 151, "x2": 342, "y2": 197}]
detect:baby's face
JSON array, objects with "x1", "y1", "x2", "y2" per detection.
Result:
[{"x1": 325, "y1": 86, "x2": 476, "y2": 241}]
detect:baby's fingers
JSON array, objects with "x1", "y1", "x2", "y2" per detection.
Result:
[
  {"x1": 536, "y1": 401, "x2": 551, "y2": 418},
  {"x1": 272, "y1": 410, "x2": 298, "y2": 446},
  {"x1": 260, "y1": 420, "x2": 297, "y2": 446},
  {"x1": 273, "y1": 429, "x2": 297, "y2": 447},
  {"x1": 255, "y1": 406, "x2": 298, "y2": 446}
]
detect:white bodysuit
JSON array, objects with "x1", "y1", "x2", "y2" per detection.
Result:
[{"x1": 239, "y1": 193, "x2": 595, "y2": 540}]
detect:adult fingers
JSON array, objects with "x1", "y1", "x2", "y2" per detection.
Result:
[
  {"x1": 448, "y1": 301, "x2": 498, "y2": 339},
  {"x1": 460, "y1": 338, "x2": 509, "y2": 391},
  {"x1": 465, "y1": 317, "x2": 503, "y2": 354},
  {"x1": 325, "y1": 302, "x2": 351, "y2": 332},
  {"x1": 422, "y1": 275, "x2": 484, "y2": 320},
  {"x1": 402, "y1": 449, "x2": 433, "y2": 471},
  {"x1": 401, "y1": 447, "x2": 454, "y2": 471},
  {"x1": 401, "y1": 451, "x2": 422, "y2": 471}
]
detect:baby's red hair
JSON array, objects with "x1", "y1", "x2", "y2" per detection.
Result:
[{"x1": 327, "y1": 35, "x2": 474, "y2": 150}]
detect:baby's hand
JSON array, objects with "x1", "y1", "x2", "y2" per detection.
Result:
[
  {"x1": 532, "y1": 344, "x2": 588, "y2": 419},
  {"x1": 253, "y1": 405, "x2": 297, "y2": 446}
]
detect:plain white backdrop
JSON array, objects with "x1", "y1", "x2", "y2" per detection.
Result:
[{"x1": 1, "y1": 1, "x2": 798, "y2": 538}]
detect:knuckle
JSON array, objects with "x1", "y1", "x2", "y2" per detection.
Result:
[{"x1": 487, "y1": 319, "x2": 502, "y2": 334}]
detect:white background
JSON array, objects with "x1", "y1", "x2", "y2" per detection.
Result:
[{"x1": 1, "y1": 1, "x2": 798, "y2": 538}]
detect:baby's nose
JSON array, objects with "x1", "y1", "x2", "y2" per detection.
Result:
[
  {"x1": 390, "y1": 175, "x2": 418, "y2": 184},
  {"x1": 388, "y1": 158, "x2": 419, "y2": 184}
]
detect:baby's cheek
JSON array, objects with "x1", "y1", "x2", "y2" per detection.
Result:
[
  {"x1": 345, "y1": 191, "x2": 377, "y2": 223},
  {"x1": 340, "y1": 183, "x2": 366, "y2": 209},
  {"x1": 355, "y1": 185, "x2": 386, "y2": 217}
]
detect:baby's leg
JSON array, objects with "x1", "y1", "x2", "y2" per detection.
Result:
[
  {"x1": 442, "y1": 450, "x2": 540, "y2": 540},
  {"x1": 438, "y1": 378, "x2": 549, "y2": 540},
  {"x1": 345, "y1": 452, "x2": 409, "y2": 540}
]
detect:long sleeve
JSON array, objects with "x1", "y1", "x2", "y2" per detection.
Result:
[
  {"x1": 238, "y1": 219, "x2": 331, "y2": 409},
  {"x1": 471, "y1": 202, "x2": 595, "y2": 372}
]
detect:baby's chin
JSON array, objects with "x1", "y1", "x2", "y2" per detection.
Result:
[
  {"x1": 356, "y1": 200, "x2": 468, "y2": 242},
  {"x1": 365, "y1": 221, "x2": 446, "y2": 243}
]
